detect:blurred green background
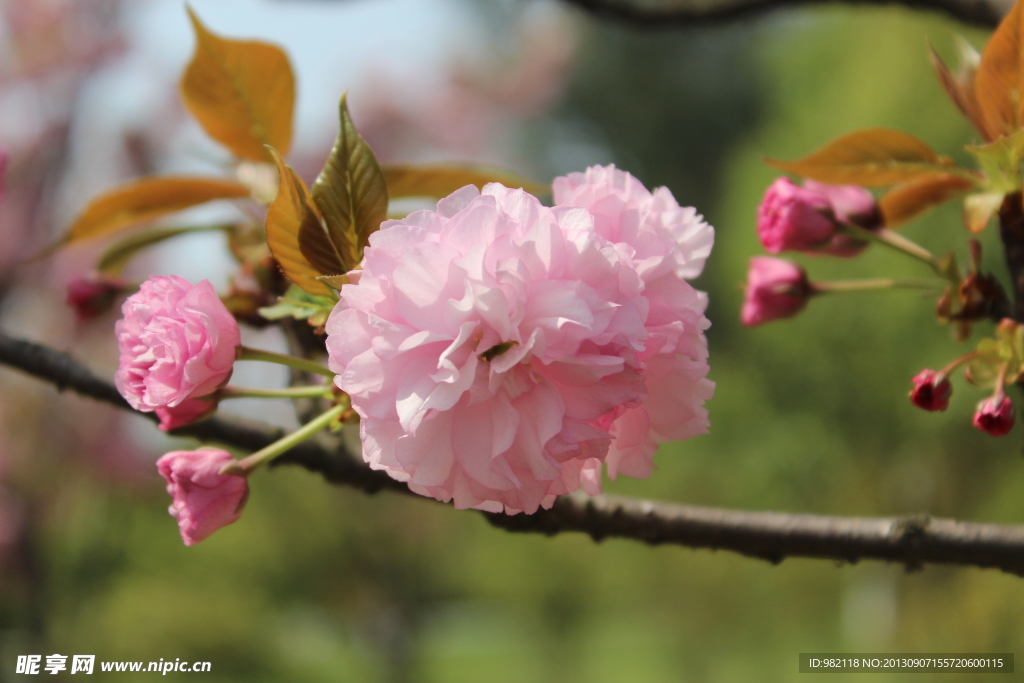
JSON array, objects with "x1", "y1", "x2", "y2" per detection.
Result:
[{"x1": 0, "y1": 1, "x2": 1020, "y2": 681}]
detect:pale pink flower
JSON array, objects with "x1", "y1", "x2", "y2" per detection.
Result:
[
  {"x1": 115, "y1": 276, "x2": 240, "y2": 412},
  {"x1": 157, "y1": 448, "x2": 248, "y2": 545},
  {"x1": 741, "y1": 257, "x2": 811, "y2": 327},
  {"x1": 328, "y1": 184, "x2": 658, "y2": 513},
  {"x1": 553, "y1": 165, "x2": 714, "y2": 478}
]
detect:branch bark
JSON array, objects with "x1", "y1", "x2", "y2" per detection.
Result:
[
  {"x1": 555, "y1": 0, "x2": 1007, "y2": 28},
  {"x1": 4, "y1": 329, "x2": 1024, "y2": 575}
]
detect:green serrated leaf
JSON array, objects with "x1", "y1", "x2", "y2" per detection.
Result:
[
  {"x1": 257, "y1": 284, "x2": 336, "y2": 321},
  {"x1": 309, "y1": 94, "x2": 388, "y2": 271},
  {"x1": 966, "y1": 127, "x2": 1024, "y2": 193}
]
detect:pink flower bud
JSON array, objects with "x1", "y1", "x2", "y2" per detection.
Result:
[
  {"x1": 757, "y1": 178, "x2": 877, "y2": 257},
  {"x1": 803, "y1": 180, "x2": 880, "y2": 227},
  {"x1": 66, "y1": 273, "x2": 128, "y2": 320},
  {"x1": 741, "y1": 257, "x2": 811, "y2": 327},
  {"x1": 115, "y1": 276, "x2": 240, "y2": 412},
  {"x1": 155, "y1": 396, "x2": 218, "y2": 432},
  {"x1": 156, "y1": 448, "x2": 248, "y2": 545},
  {"x1": 973, "y1": 395, "x2": 1016, "y2": 437},
  {"x1": 908, "y1": 369, "x2": 952, "y2": 411}
]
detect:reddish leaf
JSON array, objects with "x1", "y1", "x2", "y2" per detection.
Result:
[
  {"x1": 383, "y1": 164, "x2": 548, "y2": 199},
  {"x1": 66, "y1": 176, "x2": 250, "y2": 243},
  {"x1": 974, "y1": 0, "x2": 1024, "y2": 141},
  {"x1": 265, "y1": 148, "x2": 333, "y2": 296},
  {"x1": 879, "y1": 173, "x2": 976, "y2": 227},
  {"x1": 929, "y1": 44, "x2": 987, "y2": 139},
  {"x1": 766, "y1": 129, "x2": 957, "y2": 186},
  {"x1": 180, "y1": 9, "x2": 295, "y2": 161}
]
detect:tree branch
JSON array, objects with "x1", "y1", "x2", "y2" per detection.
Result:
[
  {"x1": 555, "y1": 0, "x2": 1006, "y2": 28},
  {"x1": 3, "y1": 329, "x2": 1024, "y2": 575}
]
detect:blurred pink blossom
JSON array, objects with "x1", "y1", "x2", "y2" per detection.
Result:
[
  {"x1": 909, "y1": 369, "x2": 952, "y2": 412},
  {"x1": 552, "y1": 165, "x2": 714, "y2": 478},
  {"x1": 973, "y1": 394, "x2": 1015, "y2": 436},
  {"x1": 157, "y1": 448, "x2": 248, "y2": 545},
  {"x1": 66, "y1": 272, "x2": 129, "y2": 320},
  {"x1": 741, "y1": 256, "x2": 811, "y2": 327},
  {"x1": 115, "y1": 276, "x2": 240, "y2": 412}
]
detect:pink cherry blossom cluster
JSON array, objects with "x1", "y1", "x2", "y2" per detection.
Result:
[
  {"x1": 115, "y1": 275, "x2": 247, "y2": 544},
  {"x1": 327, "y1": 166, "x2": 714, "y2": 513},
  {"x1": 742, "y1": 177, "x2": 879, "y2": 327},
  {"x1": 111, "y1": 165, "x2": 715, "y2": 543}
]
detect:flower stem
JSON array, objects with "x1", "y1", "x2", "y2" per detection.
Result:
[
  {"x1": 937, "y1": 351, "x2": 982, "y2": 382},
  {"x1": 224, "y1": 403, "x2": 346, "y2": 475},
  {"x1": 812, "y1": 278, "x2": 946, "y2": 294},
  {"x1": 842, "y1": 225, "x2": 956, "y2": 282},
  {"x1": 236, "y1": 346, "x2": 334, "y2": 378},
  {"x1": 220, "y1": 385, "x2": 333, "y2": 400}
]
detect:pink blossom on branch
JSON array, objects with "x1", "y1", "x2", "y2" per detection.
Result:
[
  {"x1": 327, "y1": 175, "x2": 713, "y2": 514},
  {"x1": 157, "y1": 448, "x2": 248, "y2": 545},
  {"x1": 115, "y1": 276, "x2": 240, "y2": 413},
  {"x1": 757, "y1": 177, "x2": 877, "y2": 257},
  {"x1": 552, "y1": 164, "x2": 714, "y2": 478},
  {"x1": 741, "y1": 257, "x2": 812, "y2": 327}
]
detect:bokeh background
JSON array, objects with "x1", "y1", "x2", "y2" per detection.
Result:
[{"x1": 0, "y1": 0, "x2": 1019, "y2": 681}]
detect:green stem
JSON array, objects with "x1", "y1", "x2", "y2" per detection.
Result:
[
  {"x1": 225, "y1": 403, "x2": 346, "y2": 475},
  {"x1": 236, "y1": 346, "x2": 335, "y2": 378},
  {"x1": 220, "y1": 385, "x2": 333, "y2": 400},
  {"x1": 842, "y1": 225, "x2": 959, "y2": 285},
  {"x1": 812, "y1": 278, "x2": 946, "y2": 294}
]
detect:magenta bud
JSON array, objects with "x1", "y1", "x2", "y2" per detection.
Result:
[
  {"x1": 909, "y1": 369, "x2": 952, "y2": 412},
  {"x1": 66, "y1": 273, "x2": 128, "y2": 320},
  {"x1": 757, "y1": 177, "x2": 877, "y2": 257},
  {"x1": 741, "y1": 256, "x2": 811, "y2": 327},
  {"x1": 973, "y1": 395, "x2": 1015, "y2": 437}
]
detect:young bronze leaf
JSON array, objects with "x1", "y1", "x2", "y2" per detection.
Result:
[
  {"x1": 383, "y1": 164, "x2": 548, "y2": 199},
  {"x1": 66, "y1": 177, "x2": 250, "y2": 243},
  {"x1": 974, "y1": 0, "x2": 1024, "y2": 141},
  {"x1": 929, "y1": 44, "x2": 987, "y2": 140},
  {"x1": 964, "y1": 191, "x2": 1004, "y2": 233},
  {"x1": 265, "y1": 148, "x2": 333, "y2": 296},
  {"x1": 766, "y1": 128, "x2": 956, "y2": 186},
  {"x1": 181, "y1": 8, "x2": 295, "y2": 161},
  {"x1": 311, "y1": 95, "x2": 388, "y2": 267},
  {"x1": 879, "y1": 173, "x2": 976, "y2": 227}
]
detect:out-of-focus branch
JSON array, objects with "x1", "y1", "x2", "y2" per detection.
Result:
[
  {"x1": 554, "y1": 0, "x2": 1006, "y2": 28},
  {"x1": 4, "y1": 329, "x2": 1024, "y2": 575}
]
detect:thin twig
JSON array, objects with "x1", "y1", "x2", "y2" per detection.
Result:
[
  {"x1": 3, "y1": 329, "x2": 1024, "y2": 575},
  {"x1": 555, "y1": 0, "x2": 1006, "y2": 28}
]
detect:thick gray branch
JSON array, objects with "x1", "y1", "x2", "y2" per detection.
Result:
[
  {"x1": 556, "y1": 0, "x2": 1008, "y2": 28},
  {"x1": 3, "y1": 329, "x2": 1024, "y2": 575}
]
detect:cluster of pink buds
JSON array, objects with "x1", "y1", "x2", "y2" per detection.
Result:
[
  {"x1": 909, "y1": 319, "x2": 1023, "y2": 437},
  {"x1": 742, "y1": 177, "x2": 883, "y2": 327}
]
